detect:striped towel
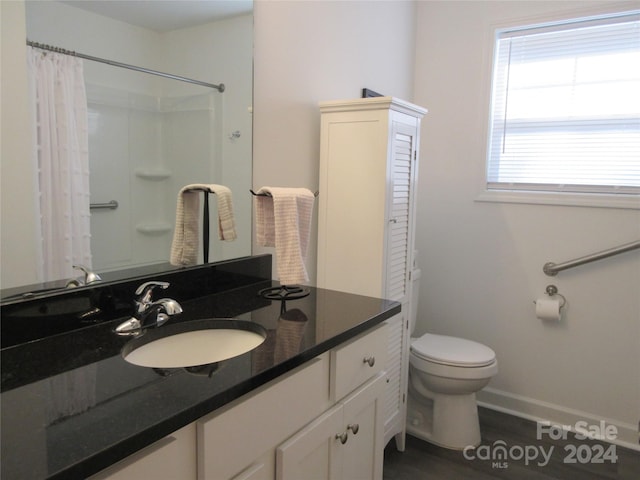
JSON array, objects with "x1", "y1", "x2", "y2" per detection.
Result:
[
  {"x1": 170, "y1": 184, "x2": 237, "y2": 266},
  {"x1": 254, "y1": 187, "x2": 315, "y2": 285}
]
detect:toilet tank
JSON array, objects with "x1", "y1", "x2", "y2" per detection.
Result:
[{"x1": 409, "y1": 268, "x2": 421, "y2": 335}]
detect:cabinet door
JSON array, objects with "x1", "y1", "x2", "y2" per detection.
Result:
[
  {"x1": 277, "y1": 373, "x2": 386, "y2": 480},
  {"x1": 231, "y1": 452, "x2": 273, "y2": 480},
  {"x1": 383, "y1": 119, "x2": 418, "y2": 450},
  {"x1": 382, "y1": 313, "x2": 405, "y2": 445},
  {"x1": 317, "y1": 108, "x2": 389, "y2": 298},
  {"x1": 276, "y1": 405, "x2": 343, "y2": 480},
  {"x1": 341, "y1": 374, "x2": 386, "y2": 480},
  {"x1": 384, "y1": 120, "x2": 418, "y2": 305}
]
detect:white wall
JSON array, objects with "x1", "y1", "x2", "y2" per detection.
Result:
[
  {"x1": 413, "y1": 0, "x2": 640, "y2": 447},
  {"x1": 253, "y1": 0, "x2": 417, "y2": 283},
  {"x1": 0, "y1": 0, "x2": 40, "y2": 289},
  {"x1": 25, "y1": 1, "x2": 161, "y2": 93}
]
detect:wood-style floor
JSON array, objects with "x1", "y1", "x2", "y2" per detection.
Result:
[{"x1": 383, "y1": 407, "x2": 640, "y2": 479}]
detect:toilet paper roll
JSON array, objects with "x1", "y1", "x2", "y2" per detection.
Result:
[{"x1": 535, "y1": 297, "x2": 562, "y2": 322}]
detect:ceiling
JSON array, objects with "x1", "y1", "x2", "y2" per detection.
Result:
[{"x1": 60, "y1": 0, "x2": 253, "y2": 32}]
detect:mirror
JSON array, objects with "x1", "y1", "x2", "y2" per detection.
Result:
[{"x1": 1, "y1": 1, "x2": 253, "y2": 299}]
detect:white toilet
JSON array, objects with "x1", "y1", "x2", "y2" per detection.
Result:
[{"x1": 406, "y1": 268, "x2": 498, "y2": 449}]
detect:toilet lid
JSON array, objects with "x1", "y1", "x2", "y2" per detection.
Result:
[{"x1": 411, "y1": 333, "x2": 496, "y2": 367}]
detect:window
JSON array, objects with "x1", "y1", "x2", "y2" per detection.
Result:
[{"x1": 486, "y1": 11, "x2": 640, "y2": 198}]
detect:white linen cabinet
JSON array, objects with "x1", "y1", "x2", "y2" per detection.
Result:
[{"x1": 317, "y1": 96, "x2": 427, "y2": 451}]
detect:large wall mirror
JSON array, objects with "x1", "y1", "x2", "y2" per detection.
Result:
[{"x1": 2, "y1": 1, "x2": 253, "y2": 299}]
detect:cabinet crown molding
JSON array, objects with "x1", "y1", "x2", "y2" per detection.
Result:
[{"x1": 319, "y1": 96, "x2": 427, "y2": 117}]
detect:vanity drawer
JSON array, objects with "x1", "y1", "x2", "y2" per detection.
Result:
[
  {"x1": 90, "y1": 424, "x2": 196, "y2": 480},
  {"x1": 197, "y1": 354, "x2": 330, "y2": 480},
  {"x1": 330, "y1": 322, "x2": 388, "y2": 401}
]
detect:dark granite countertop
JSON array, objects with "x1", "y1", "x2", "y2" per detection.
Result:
[{"x1": 1, "y1": 268, "x2": 399, "y2": 479}]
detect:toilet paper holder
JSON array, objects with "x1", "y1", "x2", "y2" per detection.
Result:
[{"x1": 534, "y1": 284, "x2": 567, "y2": 309}]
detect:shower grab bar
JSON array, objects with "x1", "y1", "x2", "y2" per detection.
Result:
[
  {"x1": 27, "y1": 40, "x2": 225, "y2": 93},
  {"x1": 543, "y1": 240, "x2": 640, "y2": 276},
  {"x1": 90, "y1": 200, "x2": 118, "y2": 210}
]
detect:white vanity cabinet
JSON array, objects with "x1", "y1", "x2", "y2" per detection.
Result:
[
  {"x1": 90, "y1": 323, "x2": 388, "y2": 480},
  {"x1": 317, "y1": 97, "x2": 427, "y2": 450},
  {"x1": 199, "y1": 322, "x2": 388, "y2": 480}
]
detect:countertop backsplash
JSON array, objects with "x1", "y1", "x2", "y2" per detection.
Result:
[{"x1": 0, "y1": 255, "x2": 272, "y2": 348}]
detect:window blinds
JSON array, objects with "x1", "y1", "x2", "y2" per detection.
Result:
[{"x1": 486, "y1": 11, "x2": 640, "y2": 194}]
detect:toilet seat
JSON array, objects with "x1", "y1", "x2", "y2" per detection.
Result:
[{"x1": 411, "y1": 333, "x2": 495, "y2": 367}]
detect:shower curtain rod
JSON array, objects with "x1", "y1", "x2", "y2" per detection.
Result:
[{"x1": 27, "y1": 40, "x2": 225, "y2": 93}]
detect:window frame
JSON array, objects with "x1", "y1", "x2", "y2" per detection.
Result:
[{"x1": 478, "y1": 9, "x2": 640, "y2": 210}]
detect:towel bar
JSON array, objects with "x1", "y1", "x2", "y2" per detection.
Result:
[
  {"x1": 250, "y1": 189, "x2": 319, "y2": 197},
  {"x1": 90, "y1": 200, "x2": 118, "y2": 210}
]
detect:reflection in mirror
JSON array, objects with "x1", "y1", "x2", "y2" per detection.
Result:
[{"x1": 1, "y1": 1, "x2": 253, "y2": 299}]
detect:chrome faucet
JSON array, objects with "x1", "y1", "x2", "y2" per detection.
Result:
[
  {"x1": 66, "y1": 264, "x2": 102, "y2": 288},
  {"x1": 115, "y1": 281, "x2": 183, "y2": 335},
  {"x1": 134, "y1": 281, "x2": 183, "y2": 324}
]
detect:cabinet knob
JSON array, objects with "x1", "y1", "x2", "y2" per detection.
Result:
[
  {"x1": 335, "y1": 431, "x2": 348, "y2": 444},
  {"x1": 363, "y1": 356, "x2": 375, "y2": 367},
  {"x1": 347, "y1": 423, "x2": 359, "y2": 435}
]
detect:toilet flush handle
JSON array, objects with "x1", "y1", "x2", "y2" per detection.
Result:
[{"x1": 363, "y1": 356, "x2": 375, "y2": 367}]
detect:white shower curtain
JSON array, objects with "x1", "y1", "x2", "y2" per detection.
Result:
[{"x1": 28, "y1": 48, "x2": 92, "y2": 283}]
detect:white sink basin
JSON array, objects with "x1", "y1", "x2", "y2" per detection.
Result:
[{"x1": 122, "y1": 319, "x2": 267, "y2": 368}]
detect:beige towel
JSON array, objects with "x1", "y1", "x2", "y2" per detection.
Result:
[
  {"x1": 170, "y1": 184, "x2": 237, "y2": 266},
  {"x1": 255, "y1": 187, "x2": 314, "y2": 285}
]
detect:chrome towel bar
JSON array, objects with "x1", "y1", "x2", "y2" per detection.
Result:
[
  {"x1": 250, "y1": 189, "x2": 319, "y2": 197},
  {"x1": 90, "y1": 200, "x2": 118, "y2": 210},
  {"x1": 544, "y1": 240, "x2": 640, "y2": 276}
]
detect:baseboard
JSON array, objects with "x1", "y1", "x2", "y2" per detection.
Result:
[{"x1": 477, "y1": 387, "x2": 639, "y2": 452}]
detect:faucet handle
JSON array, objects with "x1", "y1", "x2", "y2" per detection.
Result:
[
  {"x1": 135, "y1": 281, "x2": 170, "y2": 305},
  {"x1": 72, "y1": 264, "x2": 102, "y2": 285}
]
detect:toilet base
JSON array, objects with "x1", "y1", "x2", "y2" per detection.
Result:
[{"x1": 406, "y1": 382, "x2": 482, "y2": 450}]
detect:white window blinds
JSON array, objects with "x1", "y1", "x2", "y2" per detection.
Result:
[{"x1": 486, "y1": 11, "x2": 640, "y2": 194}]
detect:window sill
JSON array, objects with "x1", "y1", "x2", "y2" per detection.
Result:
[{"x1": 476, "y1": 190, "x2": 640, "y2": 210}]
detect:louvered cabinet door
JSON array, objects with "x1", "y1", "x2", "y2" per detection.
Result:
[
  {"x1": 384, "y1": 122, "x2": 417, "y2": 305},
  {"x1": 382, "y1": 121, "x2": 418, "y2": 450},
  {"x1": 382, "y1": 314, "x2": 405, "y2": 447}
]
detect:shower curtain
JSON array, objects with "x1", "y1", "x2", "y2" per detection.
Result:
[
  {"x1": 27, "y1": 47, "x2": 92, "y2": 283},
  {"x1": 27, "y1": 49, "x2": 97, "y2": 422}
]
